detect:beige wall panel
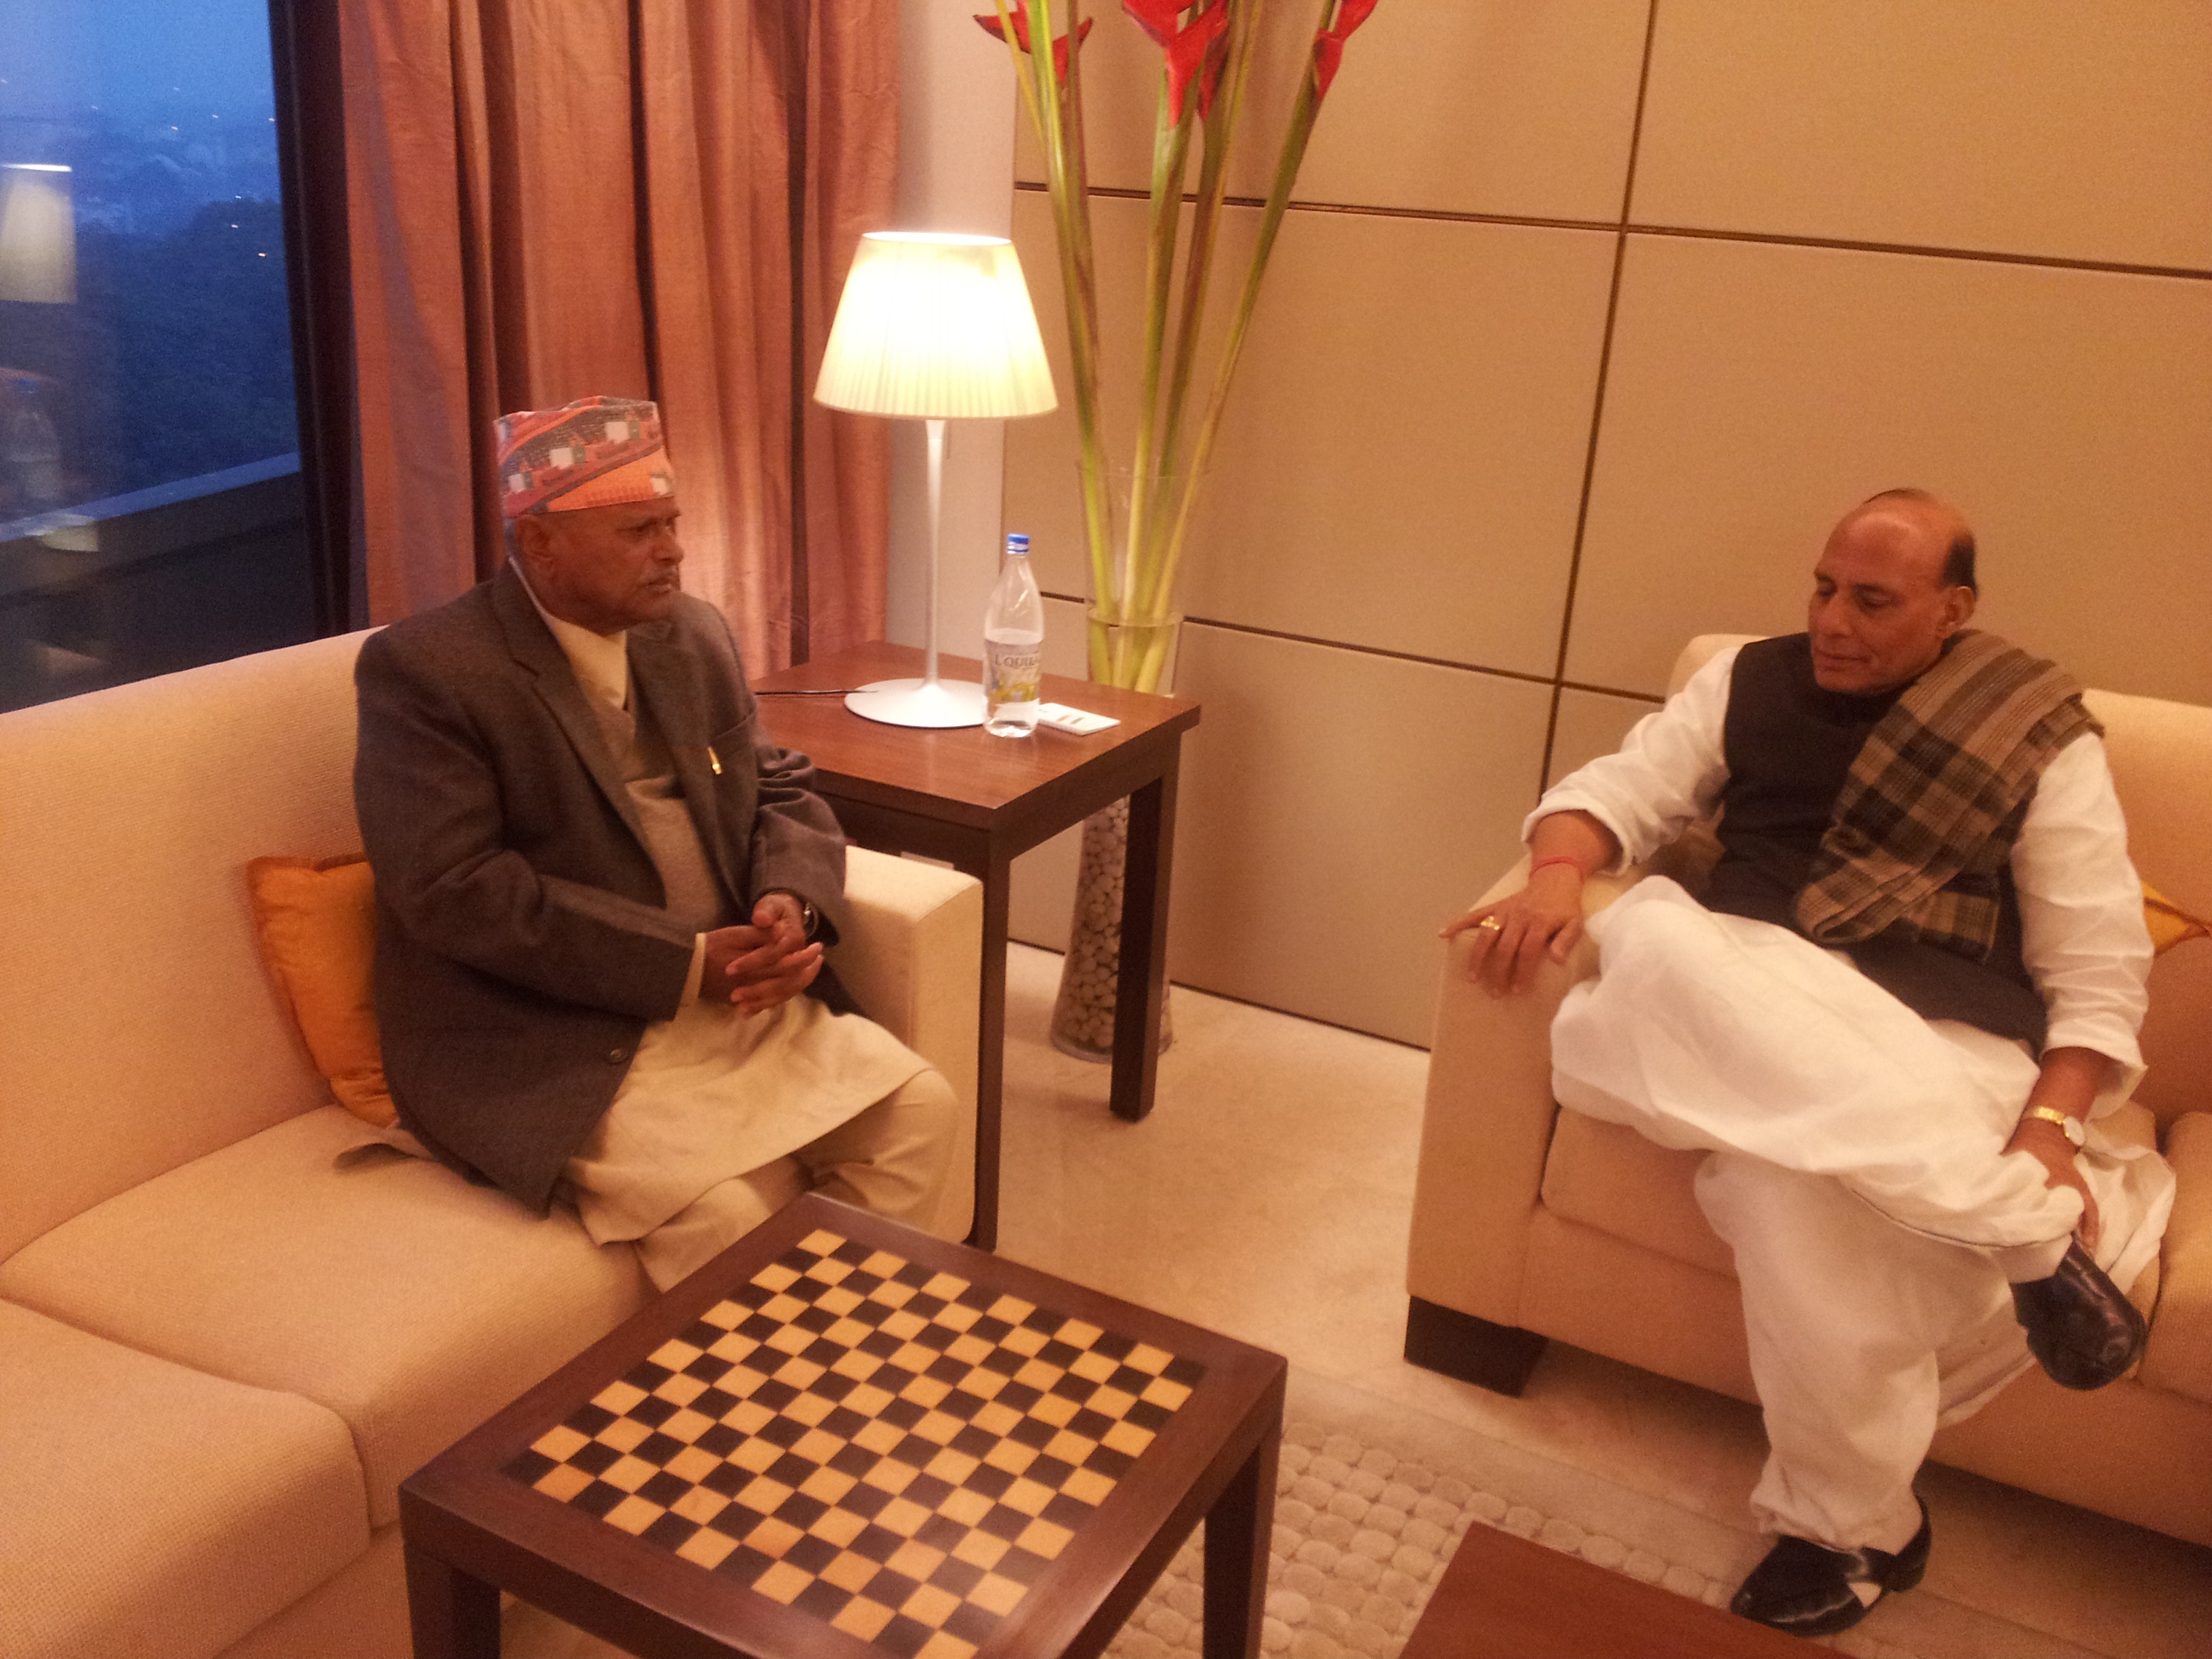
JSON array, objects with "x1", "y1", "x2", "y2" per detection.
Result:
[
  {"x1": 1547, "y1": 687, "x2": 1660, "y2": 791},
  {"x1": 1177, "y1": 212, "x2": 1612, "y2": 674},
  {"x1": 1006, "y1": 193, "x2": 1615, "y2": 676},
  {"x1": 1569, "y1": 237, "x2": 2212, "y2": 704},
  {"x1": 1012, "y1": 1, "x2": 1649, "y2": 223},
  {"x1": 1635, "y1": 0, "x2": 2212, "y2": 269},
  {"x1": 1164, "y1": 623, "x2": 1552, "y2": 1047}
]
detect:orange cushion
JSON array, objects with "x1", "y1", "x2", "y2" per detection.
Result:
[
  {"x1": 245, "y1": 854, "x2": 392, "y2": 1126},
  {"x1": 2146, "y1": 880, "x2": 2211, "y2": 955}
]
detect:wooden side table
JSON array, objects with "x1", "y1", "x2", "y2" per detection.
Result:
[
  {"x1": 754, "y1": 642, "x2": 1202, "y2": 1251},
  {"x1": 401, "y1": 1193, "x2": 1285, "y2": 1659},
  {"x1": 1399, "y1": 1520, "x2": 1820, "y2": 1658}
]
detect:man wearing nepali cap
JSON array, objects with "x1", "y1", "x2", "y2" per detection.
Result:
[{"x1": 354, "y1": 395, "x2": 961, "y2": 1286}]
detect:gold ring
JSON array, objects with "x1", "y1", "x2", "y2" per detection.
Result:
[{"x1": 1477, "y1": 917, "x2": 1504, "y2": 933}]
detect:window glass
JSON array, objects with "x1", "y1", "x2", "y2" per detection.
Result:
[{"x1": 0, "y1": 0, "x2": 317, "y2": 712}]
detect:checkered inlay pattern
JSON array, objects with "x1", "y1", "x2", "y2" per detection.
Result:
[{"x1": 503, "y1": 1228, "x2": 1206, "y2": 1659}]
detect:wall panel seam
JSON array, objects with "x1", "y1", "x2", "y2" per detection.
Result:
[
  {"x1": 1040, "y1": 593, "x2": 1666, "y2": 704},
  {"x1": 1010, "y1": 181, "x2": 2212, "y2": 285},
  {"x1": 1541, "y1": 0, "x2": 1660, "y2": 798}
]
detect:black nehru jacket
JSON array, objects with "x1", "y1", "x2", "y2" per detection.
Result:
[{"x1": 1705, "y1": 634, "x2": 2049, "y2": 1048}]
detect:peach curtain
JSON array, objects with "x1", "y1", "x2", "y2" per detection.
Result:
[{"x1": 341, "y1": 0, "x2": 896, "y2": 670}]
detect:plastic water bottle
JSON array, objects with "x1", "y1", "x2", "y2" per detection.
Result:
[{"x1": 983, "y1": 533, "x2": 1044, "y2": 737}]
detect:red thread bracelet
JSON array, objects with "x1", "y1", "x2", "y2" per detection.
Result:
[{"x1": 1529, "y1": 855, "x2": 1586, "y2": 882}]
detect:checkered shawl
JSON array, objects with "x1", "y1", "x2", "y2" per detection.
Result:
[{"x1": 1795, "y1": 630, "x2": 2099, "y2": 960}]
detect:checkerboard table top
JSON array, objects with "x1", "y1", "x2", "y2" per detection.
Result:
[{"x1": 501, "y1": 1227, "x2": 1206, "y2": 1659}]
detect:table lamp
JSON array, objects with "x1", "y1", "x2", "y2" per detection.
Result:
[
  {"x1": 0, "y1": 164, "x2": 77, "y2": 304},
  {"x1": 814, "y1": 232, "x2": 1057, "y2": 727}
]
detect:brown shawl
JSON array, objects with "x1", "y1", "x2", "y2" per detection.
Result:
[{"x1": 1796, "y1": 630, "x2": 2100, "y2": 960}]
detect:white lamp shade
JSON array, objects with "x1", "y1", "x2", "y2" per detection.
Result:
[
  {"x1": 814, "y1": 232, "x2": 1057, "y2": 420},
  {"x1": 0, "y1": 165, "x2": 76, "y2": 305}
]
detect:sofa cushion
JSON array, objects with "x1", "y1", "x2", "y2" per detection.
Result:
[
  {"x1": 0, "y1": 631, "x2": 370, "y2": 1262},
  {"x1": 2142, "y1": 1111, "x2": 2212, "y2": 1407},
  {"x1": 245, "y1": 853, "x2": 394, "y2": 1126},
  {"x1": 1541, "y1": 1108, "x2": 1736, "y2": 1279},
  {"x1": 0, "y1": 1106, "x2": 650, "y2": 1528},
  {"x1": 0, "y1": 1300, "x2": 368, "y2": 1659},
  {"x1": 2144, "y1": 880, "x2": 2211, "y2": 954}
]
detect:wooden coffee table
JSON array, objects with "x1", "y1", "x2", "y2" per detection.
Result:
[
  {"x1": 1400, "y1": 1518, "x2": 1820, "y2": 1658},
  {"x1": 754, "y1": 642, "x2": 1202, "y2": 1251},
  {"x1": 400, "y1": 1194, "x2": 1285, "y2": 1658}
]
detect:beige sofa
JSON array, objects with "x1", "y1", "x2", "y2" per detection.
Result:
[
  {"x1": 1406, "y1": 635, "x2": 2212, "y2": 1549},
  {"x1": 0, "y1": 630, "x2": 984, "y2": 1659}
]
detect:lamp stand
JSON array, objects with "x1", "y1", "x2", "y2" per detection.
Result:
[{"x1": 845, "y1": 417, "x2": 987, "y2": 729}]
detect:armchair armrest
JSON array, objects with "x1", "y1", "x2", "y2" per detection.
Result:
[
  {"x1": 827, "y1": 848, "x2": 983, "y2": 1239},
  {"x1": 1406, "y1": 855, "x2": 1641, "y2": 1326}
]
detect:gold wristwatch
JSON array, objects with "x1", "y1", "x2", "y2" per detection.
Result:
[{"x1": 2022, "y1": 1105, "x2": 2087, "y2": 1149}]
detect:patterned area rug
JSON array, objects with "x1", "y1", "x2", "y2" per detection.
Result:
[
  {"x1": 506, "y1": 1368, "x2": 2107, "y2": 1659},
  {"x1": 1104, "y1": 1371, "x2": 2108, "y2": 1659}
]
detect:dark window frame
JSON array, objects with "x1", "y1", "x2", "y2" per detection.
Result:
[{"x1": 268, "y1": 0, "x2": 354, "y2": 637}]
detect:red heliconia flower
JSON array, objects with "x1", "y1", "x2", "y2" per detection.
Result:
[
  {"x1": 1168, "y1": 1, "x2": 1228, "y2": 123},
  {"x1": 1121, "y1": 0, "x2": 1184, "y2": 46},
  {"x1": 977, "y1": 4, "x2": 1096, "y2": 84},
  {"x1": 1311, "y1": 0, "x2": 1378, "y2": 100},
  {"x1": 1121, "y1": 0, "x2": 1229, "y2": 125}
]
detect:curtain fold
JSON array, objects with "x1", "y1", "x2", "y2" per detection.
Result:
[{"x1": 341, "y1": 0, "x2": 896, "y2": 670}]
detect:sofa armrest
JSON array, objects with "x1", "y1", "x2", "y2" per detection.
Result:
[
  {"x1": 1406, "y1": 855, "x2": 1641, "y2": 1325},
  {"x1": 827, "y1": 848, "x2": 983, "y2": 1238}
]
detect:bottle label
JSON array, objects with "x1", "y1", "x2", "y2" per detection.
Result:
[{"x1": 985, "y1": 640, "x2": 1042, "y2": 705}]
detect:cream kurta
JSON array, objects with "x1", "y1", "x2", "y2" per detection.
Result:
[{"x1": 523, "y1": 575, "x2": 928, "y2": 1250}]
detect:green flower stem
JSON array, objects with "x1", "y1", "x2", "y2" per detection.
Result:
[
  {"x1": 1127, "y1": 78, "x2": 1193, "y2": 617},
  {"x1": 1019, "y1": 0, "x2": 1115, "y2": 635},
  {"x1": 1153, "y1": 0, "x2": 1262, "y2": 507},
  {"x1": 1136, "y1": 0, "x2": 1329, "y2": 629}
]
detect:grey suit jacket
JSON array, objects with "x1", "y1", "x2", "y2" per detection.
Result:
[{"x1": 354, "y1": 565, "x2": 851, "y2": 1211}]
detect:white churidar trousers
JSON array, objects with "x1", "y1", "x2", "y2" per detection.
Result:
[{"x1": 1550, "y1": 878, "x2": 2173, "y2": 1553}]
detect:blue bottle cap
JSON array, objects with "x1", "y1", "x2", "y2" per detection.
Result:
[{"x1": 1006, "y1": 533, "x2": 1030, "y2": 555}]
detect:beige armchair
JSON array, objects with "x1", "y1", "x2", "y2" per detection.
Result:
[{"x1": 1405, "y1": 636, "x2": 2212, "y2": 1548}]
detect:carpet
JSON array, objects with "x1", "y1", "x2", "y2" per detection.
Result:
[{"x1": 1105, "y1": 1370, "x2": 2109, "y2": 1659}]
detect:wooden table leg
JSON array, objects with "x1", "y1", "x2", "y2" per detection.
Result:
[
  {"x1": 1202, "y1": 1425, "x2": 1279, "y2": 1659},
  {"x1": 404, "y1": 1542, "x2": 501, "y2": 1659},
  {"x1": 1111, "y1": 747, "x2": 1180, "y2": 1122},
  {"x1": 967, "y1": 851, "x2": 1011, "y2": 1251}
]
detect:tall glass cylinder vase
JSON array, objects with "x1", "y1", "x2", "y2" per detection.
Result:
[{"x1": 1050, "y1": 607, "x2": 1183, "y2": 1061}]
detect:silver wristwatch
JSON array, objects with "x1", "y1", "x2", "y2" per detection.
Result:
[{"x1": 762, "y1": 889, "x2": 819, "y2": 940}]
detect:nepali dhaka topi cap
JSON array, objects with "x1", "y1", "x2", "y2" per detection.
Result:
[{"x1": 495, "y1": 395, "x2": 675, "y2": 518}]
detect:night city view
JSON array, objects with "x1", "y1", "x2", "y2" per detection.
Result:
[
  {"x1": 1, "y1": 1, "x2": 296, "y2": 514},
  {"x1": 1, "y1": 1, "x2": 310, "y2": 708}
]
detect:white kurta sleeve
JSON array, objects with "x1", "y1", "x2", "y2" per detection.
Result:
[
  {"x1": 1525, "y1": 644, "x2": 1740, "y2": 870},
  {"x1": 2012, "y1": 733, "x2": 2152, "y2": 1082}
]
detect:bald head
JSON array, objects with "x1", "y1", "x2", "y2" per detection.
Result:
[
  {"x1": 1842, "y1": 489, "x2": 1978, "y2": 592},
  {"x1": 1806, "y1": 491, "x2": 1979, "y2": 694}
]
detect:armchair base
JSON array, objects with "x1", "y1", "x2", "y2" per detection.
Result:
[{"x1": 1405, "y1": 1296, "x2": 1549, "y2": 1398}]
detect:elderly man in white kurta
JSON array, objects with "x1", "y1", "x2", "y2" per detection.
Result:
[{"x1": 1445, "y1": 491, "x2": 2169, "y2": 1638}]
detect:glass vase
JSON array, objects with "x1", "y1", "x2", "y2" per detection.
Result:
[{"x1": 1048, "y1": 608, "x2": 1184, "y2": 1063}]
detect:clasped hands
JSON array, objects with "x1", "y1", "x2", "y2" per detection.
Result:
[{"x1": 702, "y1": 892, "x2": 822, "y2": 1017}]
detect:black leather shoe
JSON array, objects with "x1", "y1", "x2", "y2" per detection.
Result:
[
  {"x1": 1730, "y1": 1500, "x2": 1931, "y2": 1637},
  {"x1": 2011, "y1": 1239, "x2": 2147, "y2": 1391}
]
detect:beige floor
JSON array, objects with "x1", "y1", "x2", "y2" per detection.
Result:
[{"x1": 994, "y1": 943, "x2": 2212, "y2": 1659}]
